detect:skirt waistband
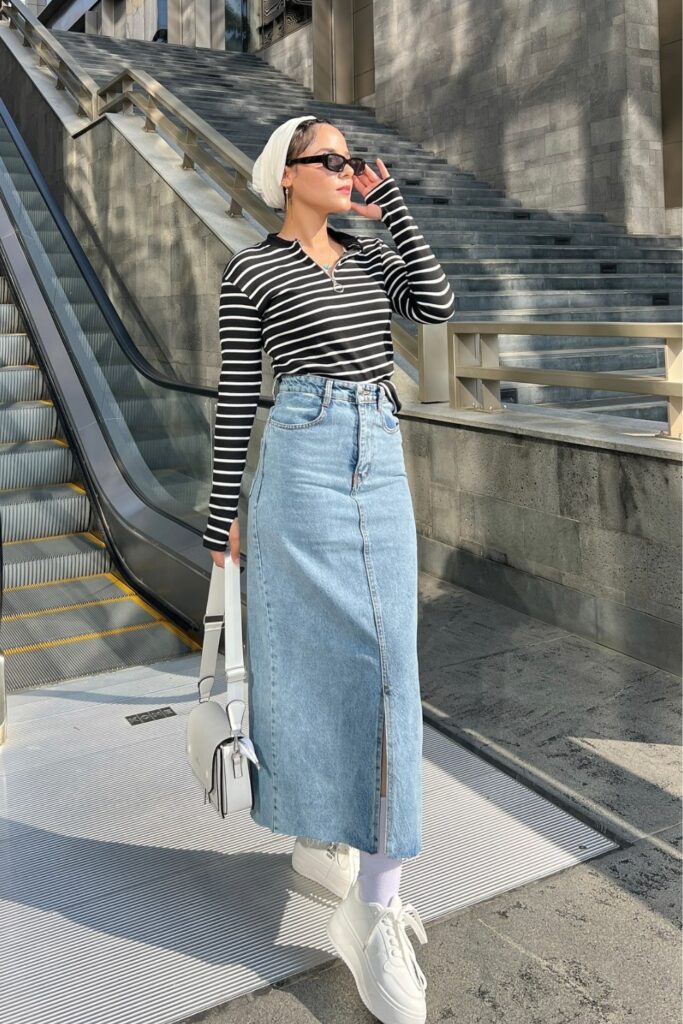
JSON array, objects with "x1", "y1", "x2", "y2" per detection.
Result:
[{"x1": 273, "y1": 373, "x2": 393, "y2": 409}]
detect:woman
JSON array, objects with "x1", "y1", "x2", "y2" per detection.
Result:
[{"x1": 202, "y1": 114, "x2": 455, "y2": 1024}]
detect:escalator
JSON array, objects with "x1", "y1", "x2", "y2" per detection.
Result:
[{"x1": 0, "y1": 98, "x2": 225, "y2": 693}]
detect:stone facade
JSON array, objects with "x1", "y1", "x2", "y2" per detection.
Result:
[
  {"x1": 406, "y1": 414, "x2": 681, "y2": 673},
  {"x1": 371, "y1": 0, "x2": 673, "y2": 235},
  {"x1": 254, "y1": 20, "x2": 313, "y2": 92}
]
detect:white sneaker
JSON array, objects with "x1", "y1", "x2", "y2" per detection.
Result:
[
  {"x1": 291, "y1": 836, "x2": 360, "y2": 899},
  {"x1": 326, "y1": 878, "x2": 428, "y2": 1024}
]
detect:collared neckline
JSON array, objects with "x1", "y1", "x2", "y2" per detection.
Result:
[{"x1": 265, "y1": 224, "x2": 363, "y2": 252}]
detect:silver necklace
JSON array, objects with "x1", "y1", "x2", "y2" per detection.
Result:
[
  {"x1": 318, "y1": 248, "x2": 340, "y2": 274},
  {"x1": 296, "y1": 238, "x2": 341, "y2": 274}
]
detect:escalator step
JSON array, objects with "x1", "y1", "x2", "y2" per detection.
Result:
[
  {"x1": 1, "y1": 593, "x2": 160, "y2": 649},
  {"x1": 2, "y1": 572, "x2": 134, "y2": 616},
  {"x1": 0, "y1": 401, "x2": 59, "y2": 443},
  {"x1": 0, "y1": 482, "x2": 90, "y2": 541},
  {"x1": 2, "y1": 531, "x2": 111, "y2": 588},
  {"x1": 0, "y1": 437, "x2": 73, "y2": 487},
  {"x1": 4, "y1": 623, "x2": 197, "y2": 693}
]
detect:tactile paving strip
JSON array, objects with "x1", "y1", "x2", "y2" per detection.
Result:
[{"x1": 0, "y1": 652, "x2": 618, "y2": 1024}]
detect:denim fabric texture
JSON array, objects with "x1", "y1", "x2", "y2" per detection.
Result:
[{"x1": 246, "y1": 373, "x2": 423, "y2": 859}]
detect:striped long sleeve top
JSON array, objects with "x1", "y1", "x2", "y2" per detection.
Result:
[{"x1": 202, "y1": 174, "x2": 455, "y2": 551}]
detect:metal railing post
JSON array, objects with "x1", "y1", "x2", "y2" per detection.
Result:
[
  {"x1": 418, "y1": 322, "x2": 449, "y2": 402},
  {"x1": 665, "y1": 329, "x2": 682, "y2": 439}
]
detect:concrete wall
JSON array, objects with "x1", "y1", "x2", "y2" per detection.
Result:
[
  {"x1": 406, "y1": 415, "x2": 682, "y2": 674},
  {"x1": 371, "y1": 0, "x2": 670, "y2": 236}
]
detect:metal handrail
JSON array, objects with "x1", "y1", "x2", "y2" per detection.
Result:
[
  {"x1": 0, "y1": 0, "x2": 419, "y2": 368},
  {"x1": 446, "y1": 320, "x2": 683, "y2": 439},
  {"x1": 1, "y1": 0, "x2": 100, "y2": 119}
]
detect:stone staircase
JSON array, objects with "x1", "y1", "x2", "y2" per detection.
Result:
[{"x1": 52, "y1": 32, "x2": 683, "y2": 420}]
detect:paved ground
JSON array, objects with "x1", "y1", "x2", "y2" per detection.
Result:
[{"x1": 184, "y1": 571, "x2": 682, "y2": 1024}]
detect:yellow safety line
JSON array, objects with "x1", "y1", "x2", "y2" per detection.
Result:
[
  {"x1": 0, "y1": 482, "x2": 85, "y2": 496},
  {"x1": 4, "y1": 620, "x2": 180, "y2": 656},
  {"x1": 3, "y1": 570, "x2": 117, "y2": 592},
  {"x1": 3, "y1": 571, "x2": 202, "y2": 650},
  {"x1": 107, "y1": 577, "x2": 203, "y2": 649},
  {"x1": 3, "y1": 595, "x2": 132, "y2": 621},
  {"x1": 0, "y1": 435, "x2": 63, "y2": 447},
  {"x1": 3, "y1": 530, "x2": 106, "y2": 547}
]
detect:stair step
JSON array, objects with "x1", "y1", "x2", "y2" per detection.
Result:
[
  {"x1": 502, "y1": 344, "x2": 665, "y2": 373},
  {"x1": 450, "y1": 274, "x2": 682, "y2": 292},
  {"x1": 438, "y1": 259, "x2": 683, "y2": 273},
  {"x1": 454, "y1": 289, "x2": 681, "y2": 310},
  {"x1": 450, "y1": 304, "x2": 683, "y2": 320}
]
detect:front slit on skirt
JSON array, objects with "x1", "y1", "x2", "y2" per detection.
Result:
[{"x1": 245, "y1": 373, "x2": 423, "y2": 859}]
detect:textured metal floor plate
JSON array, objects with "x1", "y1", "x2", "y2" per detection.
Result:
[{"x1": 0, "y1": 653, "x2": 618, "y2": 1024}]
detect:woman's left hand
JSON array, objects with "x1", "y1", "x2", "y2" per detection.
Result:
[{"x1": 349, "y1": 157, "x2": 391, "y2": 220}]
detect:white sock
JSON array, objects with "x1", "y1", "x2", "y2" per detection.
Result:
[{"x1": 357, "y1": 795, "x2": 403, "y2": 906}]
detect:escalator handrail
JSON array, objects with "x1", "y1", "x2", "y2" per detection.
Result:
[{"x1": 0, "y1": 97, "x2": 216, "y2": 401}]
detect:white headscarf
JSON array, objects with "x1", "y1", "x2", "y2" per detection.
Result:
[{"x1": 251, "y1": 114, "x2": 319, "y2": 210}]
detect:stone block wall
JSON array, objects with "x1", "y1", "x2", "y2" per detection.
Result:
[
  {"x1": 254, "y1": 21, "x2": 313, "y2": 92},
  {"x1": 372, "y1": 0, "x2": 670, "y2": 234},
  {"x1": 408, "y1": 414, "x2": 681, "y2": 673}
]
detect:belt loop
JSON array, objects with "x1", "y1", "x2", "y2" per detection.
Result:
[
  {"x1": 376, "y1": 386, "x2": 382, "y2": 412},
  {"x1": 273, "y1": 376, "x2": 280, "y2": 400},
  {"x1": 322, "y1": 377, "x2": 333, "y2": 407}
]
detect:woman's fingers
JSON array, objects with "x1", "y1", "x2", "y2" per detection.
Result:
[
  {"x1": 352, "y1": 157, "x2": 389, "y2": 200},
  {"x1": 229, "y1": 520, "x2": 241, "y2": 564},
  {"x1": 348, "y1": 200, "x2": 382, "y2": 220}
]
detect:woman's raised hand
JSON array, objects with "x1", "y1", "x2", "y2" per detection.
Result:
[{"x1": 349, "y1": 157, "x2": 391, "y2": 220}]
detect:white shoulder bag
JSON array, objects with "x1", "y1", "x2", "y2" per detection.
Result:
[{"x1": 186, "y1": 558, "x2": 260, "y2": 816}]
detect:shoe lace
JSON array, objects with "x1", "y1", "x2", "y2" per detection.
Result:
[
  {"x1": 327, "y1": 842, "x2": 352, "y2": 871},
  {"x1": 365, "y1": 901, "x2": 428, "y2": 990}
]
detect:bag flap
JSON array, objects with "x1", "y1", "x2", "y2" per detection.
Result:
[{"x1": 187, "y1": 700, "x2": 230, "y2": 791}]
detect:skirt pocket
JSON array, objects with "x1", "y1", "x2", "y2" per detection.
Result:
[
  {"x1": 379, "y1": 395, "x2": 401, "y2": 434},
  {"x1": 269, "y1": 389, "x2": 328, "y2": 430}
]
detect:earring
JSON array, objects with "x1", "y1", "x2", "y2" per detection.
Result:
[{"x1": 284, "y1": 186, "x2": 289, "y2": 210}]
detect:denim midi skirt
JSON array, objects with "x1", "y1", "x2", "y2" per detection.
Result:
[{"x1": 246, "y1": 373, "x2": 423, "y2": 859}]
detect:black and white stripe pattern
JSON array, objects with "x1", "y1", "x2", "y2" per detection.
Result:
[{"x1": 203, "y1": 175, "x2": 455, "y2": 551}]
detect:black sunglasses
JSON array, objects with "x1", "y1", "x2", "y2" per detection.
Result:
[{"x1": 285, "y1": 153, "x2": 366, "y2": 175}]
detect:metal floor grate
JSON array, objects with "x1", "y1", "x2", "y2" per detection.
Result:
[{"x1": 0, "y1": 653, "x2": 618, "y2": 1024}]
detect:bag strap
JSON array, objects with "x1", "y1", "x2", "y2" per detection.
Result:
[{"x1": 197, "y1": 559, "x2": 246, "y2": 706}]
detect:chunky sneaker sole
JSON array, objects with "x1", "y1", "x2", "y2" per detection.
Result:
[
  {"x1": 326, "y1": 879, "x2": 428, "y2": 1024},
  {"x1": 291, "y1": 837, "x2": 360, "y2": 899}
]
